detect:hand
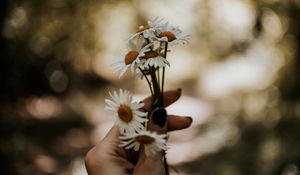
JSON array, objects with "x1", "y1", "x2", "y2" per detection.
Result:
[{"x1": 85, "y1": 89, "x2": 193, "y2": 175}]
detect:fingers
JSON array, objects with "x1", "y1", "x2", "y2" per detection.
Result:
[
  {"x1": 142, "y1": 88, "x2": 182, "y2": 112},
  {"x1": 135, "y1": 91, "x2": 191, "y2": 175},
  {"x1": 167, "y1": 115, "x2": 193, "y2": 132},
  {"x1": 142, "y1": 88, "x2": 193, "y2": 133}
]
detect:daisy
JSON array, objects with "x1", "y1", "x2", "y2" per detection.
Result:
[
  {"x1": 127, "y1": 16, "x2": 164, "y2": 42},
  {"x1": 119, "y1": 130, "x2": 168, "y2": 156},
  {"x1": 112, "y1": 36, "x2": 152, "y2": 78},
  {"x1": 105, "y1": 89, "x2": 148, "y2": 134},
  {"x1": 141, "y1": 44, "x2": 170, "y2": 69},
  {"x1": 156, "y1": 23, "x2": 190, "y2": 46}
]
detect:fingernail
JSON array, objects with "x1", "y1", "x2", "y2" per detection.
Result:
[
  {"x1": 186, "y1": 117, "x2": 193, "y2": 125},
  {"x1": 152, "y1": 107, "x2": 167, "y2": 127}
]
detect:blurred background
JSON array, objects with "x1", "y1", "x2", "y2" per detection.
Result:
[{"x1": 1, "y1": 0, "x2": 300, "y2": 174}]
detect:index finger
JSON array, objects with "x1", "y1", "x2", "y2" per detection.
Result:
[{"x1": 142, "y1": 88, "x2": 182, "y2": 112}]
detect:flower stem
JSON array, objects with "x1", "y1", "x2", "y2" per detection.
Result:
[
  {"x1": 150, "y1": 66, "x2": 162, "y2": 108},
  {"x1": 161, "y1": 42, "x2": 168, "y2": 99},
  {"x1": 157, "y1": 67, "x2": 160, "y2": 87},
  {"x1": 138, "y1": 67, "x2": 153, "y2": 96}
]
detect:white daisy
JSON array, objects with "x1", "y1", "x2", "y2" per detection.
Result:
[
  {"x1": 119, "y1": 130, "x2": 168, "y2": 156},
  {"x1": 112, "y1": 36, "x2": 151, "y2": 78},
  {"x1": 127, "y1": 16, "x2": 164, "y2": 42},
  {"x1": 156, "y1": 22, "x2": 190, "y2": 46},
  {"x1": 105, "y1": 89, "x2": 148, "y2": 134},
  {"x1": 141, "y1": 45, "x2": 170, "y2": 69}
]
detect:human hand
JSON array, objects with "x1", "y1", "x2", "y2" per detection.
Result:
[{"x1": 85, "y1": 88, "x2": 193, "y2": 175}]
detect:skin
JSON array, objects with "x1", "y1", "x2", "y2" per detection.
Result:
[{"x1": 85, "y1": 89, "x2": 193, "y2": 175}]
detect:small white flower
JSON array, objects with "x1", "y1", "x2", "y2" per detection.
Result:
[
  {"x1": 119, "y1": 130, "x2": 168, "y2": 156},
  {"x1": 141, "y1": 45, "x2": 170, "y2": 69},
  {"x1": 156, "y1": 23, "x2": 190, "y2": 46},
  {"x1": 143, "y1": 56, "x2": 170, "y2": 69},
  {"x1": 112, "y1": 36, "x2": 151, "y2": 78},
  {"x1": 127, "y1": 17, "x2": 164, "y2": 42},
  {"x1": 105, "y1": 89, "x2": 148, "y2": 134}
]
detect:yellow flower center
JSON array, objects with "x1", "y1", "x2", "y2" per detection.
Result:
[
  {"x1": 136, "y1": 24, "x2": 150, "y2": 33},
  {"x1": 117, "y1": 104, "x2": 133, "y2": 123},
  {"x1": 143, "y1": 51, "x2": 159, "y2": 59},
  {"x1": 124, "y1": 51, "x2": 139, "y2": 65},
  {"x1": 135, "y1": 135, "x2": 155, "y2": 144},
  {"x1": 159, "y1": 31, "x2": 176, "y2": 42}
]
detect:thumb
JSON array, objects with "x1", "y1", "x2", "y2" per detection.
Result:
[{"x1": 133, "y1": 146, "x2": 165, "y2": 175}]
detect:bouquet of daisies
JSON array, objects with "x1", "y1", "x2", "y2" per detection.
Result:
[{"x1": 105, "y1": 17, "x2": 189, "y2": 156}]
